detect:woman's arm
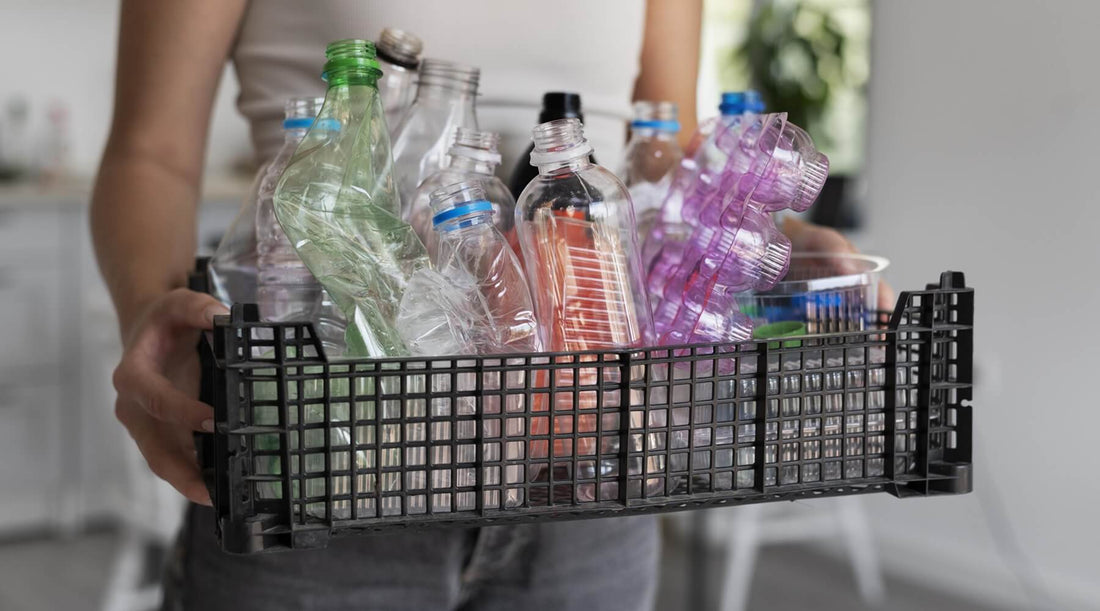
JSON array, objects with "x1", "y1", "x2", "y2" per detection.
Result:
[
  {"x1": 92, "y1": 0, "x2": 246, "y2": 333},
  {"x1": 90, "y1": 0, "x2": 246, "y2": 504},
  {"x1": 633, "y1": 0, "x2": 703, "y2": 149}
]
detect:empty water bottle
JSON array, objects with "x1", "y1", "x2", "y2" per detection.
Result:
[
  {"x1": 619, "y1": 101, "x2": 682, "y2": 241},
  {"x1": 507, "y1": 92, "x2": 587, "y2": 199},
  {"x1": 375, "y1": 27, "x2": 423, "y2": 132},
  {"x1": 274, "y1": 39, "x2": 429, "y2": 357},
  {"x1": 516, "y1": 118, "x2": 653, "y2": 500},
  {"x1": 398, "y1": 181, "x2": 537, "y2": 357},
  {"x1": 391, "y1": 59, "x2": 480, "y2": 216},
  {"x1": 255, "y1": 97, "x2": 345, "y2": 354},
  {"x1": 406, "y1": 128, "x2": 517, "y2": 260}
]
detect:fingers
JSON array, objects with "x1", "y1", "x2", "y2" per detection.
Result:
[
  {"x1": 114, "y1": 359, "x2": 214, "y2": 432},
  {"x1": 118, "y1": 399, "x2": 212, "y2": 506},
  {"x1": 878, "y1": 280, "x2": 897, "y2": 313},
  {"x1": 159, "y1": 287, "x2": 229, "y2": 330}
]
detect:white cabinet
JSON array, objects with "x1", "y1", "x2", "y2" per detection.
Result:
[{"x1": 0, "y1": 188, "x2": 242, "y2": 535}]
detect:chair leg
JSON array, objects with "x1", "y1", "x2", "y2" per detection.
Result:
[
  {"x1": 836, "y1": 497, "x2": 886, "y2": 605},
  {"x1": 719, "y1": 505, "x2": 763, "y2": 611}
]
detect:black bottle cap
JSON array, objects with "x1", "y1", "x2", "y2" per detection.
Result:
[{"x1": 539, "y1": 92, "x2": 584, "y2": 123}]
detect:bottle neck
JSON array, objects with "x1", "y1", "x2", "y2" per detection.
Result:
[
  {"x1": 436, "y1": 213, "x2": 495, "y2": 234},
  {"x1": 449, "y1": 154, "x2": 498, "y2": 175},
  {"x1": 284, "y1": 128, "x2": 309, "y2": 143},
  {"x1": 536, "y1": 155, "x2": 593, "y2": 176}
]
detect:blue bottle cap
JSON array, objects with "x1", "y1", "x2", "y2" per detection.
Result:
[{"x1": 719, "y1": 90, "x2": 765, "y2": 116}]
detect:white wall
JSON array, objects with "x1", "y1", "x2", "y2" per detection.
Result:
[
  {"x1": 859, "y1": 2, "x2": 1100, "y2": 609},
  {"x1": 0, "y1": 0, "x2": 249, "y2": 179}
]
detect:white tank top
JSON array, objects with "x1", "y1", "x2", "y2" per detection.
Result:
[{"x1": 231, "y1": 0, "x2": 645, "y2": 176}]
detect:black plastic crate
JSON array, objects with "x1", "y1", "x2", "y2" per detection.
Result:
[{"x1": 195, "y1": 268, "x2": 973, "y2": 554}]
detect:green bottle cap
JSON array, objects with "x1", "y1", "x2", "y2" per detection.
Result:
[
  {"x1": 322, "y1": 39, "x2": 382, "y2": 84},
  {"x1": 753, "y1": 321, "x2": 807, "y2": 349}
]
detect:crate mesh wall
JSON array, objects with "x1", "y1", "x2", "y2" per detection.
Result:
[{"x1": 199, "y1": 271, "x2": 973, "y2": 553}]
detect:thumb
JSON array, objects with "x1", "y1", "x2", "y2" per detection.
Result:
[{"x1": 161, "y1": 288, "x2": 230, "y2": 330}]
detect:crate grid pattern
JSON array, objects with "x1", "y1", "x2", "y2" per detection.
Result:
[{"x1": 200, "y1": 272, "x2": 973, "y2": 553}]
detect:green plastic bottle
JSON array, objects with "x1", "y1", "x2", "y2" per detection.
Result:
[{"x1": 274, "y1": 39, "x2": 430, "y2": 357}]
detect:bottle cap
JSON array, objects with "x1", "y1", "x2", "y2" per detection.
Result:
[
  {"x1": 539, "y1": 92, "x2": 584, "y2": 123},
  {"x1": 719, "y1": 90, "x2": 765, "y2": 116}
]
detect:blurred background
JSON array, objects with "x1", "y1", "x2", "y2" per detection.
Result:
[{"x1": 0, "y1": 0, "x2": 1097, "y2": 609}]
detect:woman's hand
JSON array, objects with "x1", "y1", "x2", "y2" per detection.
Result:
[
  {"x1": 112, "y1": 288, "x2": 229, "y2": 505},
  {"x1": 781, "y1": 216, "x2": 896, "y2": 311}
]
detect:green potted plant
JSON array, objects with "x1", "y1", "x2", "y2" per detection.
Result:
[{"x1": 735, "y1": 0, "x2": 869, "y2": 228}]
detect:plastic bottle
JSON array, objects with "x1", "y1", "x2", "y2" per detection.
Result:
[
  {"x1": 507, "y1": 92, "x2": 590, "y2": 199},
  {"x1": 619, "y1": 101, "x2": 682, "y2": 241},
  {"x1": 515, "y1": 119, "x2": 653, "y2": 500},
  {"x1": 208, "y1": 168, "x2": 265, "y2": 307},
  {"x1": 375, "y1": 27, "x2": 423, "y2": 133},
  {"x1": 274, "y1": 39, "x2": 432, "y2": 358},
  {"x1": 516, "y1": 117, "x2": 654, "y2": 352},
  {"x1": 391, "y1": 59, "x2": 480, "y2": 217},
  {"x1": 406, "y1": 128, "x2": 517, "y2": 260},
  {"x1": 397, "y1": 181, "x2": 538, "y2": 357}
]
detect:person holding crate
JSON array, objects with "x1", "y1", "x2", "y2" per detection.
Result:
[{"x1": 90, "y1": 1, "x2": 871, "y2": 609}]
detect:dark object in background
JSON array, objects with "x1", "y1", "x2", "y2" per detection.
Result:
[
  {"x1": 508, "y1": 92, "x2": 593, "y2": 198},
  {"x1": 810, "y1": 176, "x2": 863, "y2": 230}
]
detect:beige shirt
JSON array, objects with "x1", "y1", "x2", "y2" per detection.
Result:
[{"x1": 231, "y1": 0, "x2": 646, "y2": 175}]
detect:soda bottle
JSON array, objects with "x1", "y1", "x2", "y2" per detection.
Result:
[
  {"x1": 391, "y1": 59, "x2": 480, "y2": 217},
  {"x1": 406, "y1": 128, "x2": 517, "y2": 260},
  {"x1": 619, "y1": 100, "x2": 682, "y2": 241},
  {"x1": 375, "y1": 27, "x2": 423, "y2": 133}
]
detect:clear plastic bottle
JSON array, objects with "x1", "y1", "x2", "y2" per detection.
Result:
[
  {"x1": 507, "y1": 92, "x2": 586, "y2": 199},
  {"x1": 390, "y1": 59, "x2": 480, "y2": 217},
  {"x1": 208, "y1": 168, "x2": 265, "y2": 307},
  {"x1": 406, "y1": 128, "x2": 516, "y2": 260},
  {"x1": 516, "y1": 118, "x2": 654, "y2": 352},
  {"x1": 619, "y1": 101, "x2": 682, "y2": 241},
  {"x1": 398, "y1": 181, "x2": 537, "y2": 357},
  {"x1": 515, "y1": 119, "x2": 653, "y2": 500},
  {"x1": 256, "y1": 97, "x2": 323, "y2": 322},
  {"x1": 375, "y1": 27, "x2": 423, "y2": 133},
  {"x1": 274, "y1": 39, "x2": 430, "y2": 358}
]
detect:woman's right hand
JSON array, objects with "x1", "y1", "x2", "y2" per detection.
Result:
[{"x1": 112, "y1": 288, "x2": 229, "y2": 505}]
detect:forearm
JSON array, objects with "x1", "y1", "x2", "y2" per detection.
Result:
[
  {"x1": 634, "y1": 0, "x2": 703, "y2": 149},
  {"x1": 91, "y1": 148, "x2": 200, "y2": 339}
]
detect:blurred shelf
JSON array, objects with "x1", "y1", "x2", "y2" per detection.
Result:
[{"x1": 0, "y1": 174, "x2": 251, "y2": 209}]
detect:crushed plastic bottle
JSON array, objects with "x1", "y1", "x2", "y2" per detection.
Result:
[
  {"x1": 405, "y1": 128, "x2": 517, "y2": 260},
  {"x1": 375, "y1": 27, "x2": 423, "y2": 132},
  {"x1": 398, "y1": 181, "x2": 537, "y2": 357},
  {"x1": 650, "y1": 112, "x2": 829, "y2": 346},
  {"x1": 391, "y1": 59, "x2": 480, "y2": 217},
  {"x1": 273, "y1": 39, "x2": 428, "y2": 358},
  {"x1": 619, "y1": 101, "x2": 682, "y2": 242}
]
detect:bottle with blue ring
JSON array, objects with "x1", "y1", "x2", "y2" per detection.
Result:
[{"x1": 619, "y1": 100, "x2": 684, "y2": 241}]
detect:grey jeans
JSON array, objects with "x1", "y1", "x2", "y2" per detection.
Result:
[{"x1": 163, "y1": 506, "x2": 659, "y2": 611}]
